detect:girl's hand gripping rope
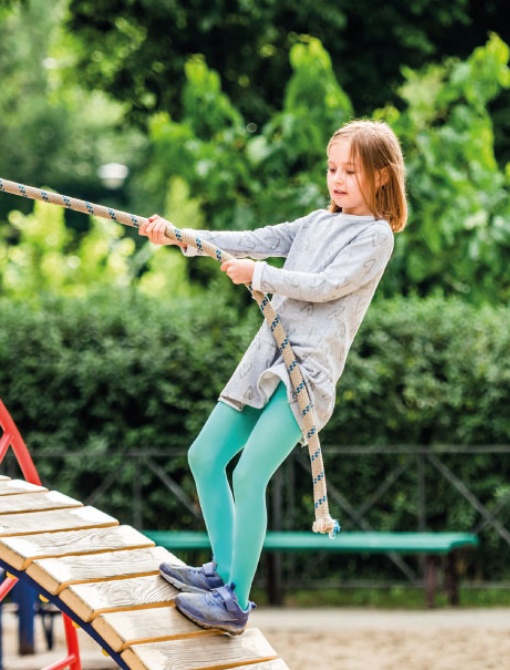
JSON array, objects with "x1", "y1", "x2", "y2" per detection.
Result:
[
  {"x1": 139, "y1": 215, "x2": 185, "y2": 247},
  {"x1": 220, "y1": 259, "x2": 256, "y2": 285},
  {"x1": 139, "y1": 215, "x2": 257, "y2": 286}
]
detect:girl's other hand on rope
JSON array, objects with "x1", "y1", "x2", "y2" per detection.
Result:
[
  {"x1": 139, "y1": 215, "x2": 186, "y2": 247},
  {"x1": 220, "y1": 259, "x2": 256, "y2": 285}
]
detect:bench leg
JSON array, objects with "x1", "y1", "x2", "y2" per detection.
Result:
[
  {"x1": 424, "y1": 556, "x2": 438, "y2": 608},
  {"x1": 265, "y1": 553, "x2": 284, "y2": 606},
  {"x1": 444, "y1": 551, "x2": 460, "y2": 606}
]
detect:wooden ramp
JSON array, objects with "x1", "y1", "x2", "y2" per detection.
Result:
[{"x1": 0, "y1": 476, "x2": 289, "y2": 670}]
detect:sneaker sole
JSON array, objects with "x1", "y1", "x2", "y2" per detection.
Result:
[
  {"x1": 159, "y1": 570, "x2": 208, "y2": 594},
  {"x1": 175, "y1": 602, "x2": 246, "y2": 636}
]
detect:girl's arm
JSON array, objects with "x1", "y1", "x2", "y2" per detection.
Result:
[
  {"x1": 251, "y1": 223, "x2": 394, "y2": 302},
  {"x1": 180, "y1": 217, "x2": 307, "y2": 260},
  {"x1": 139, "y1": 215, "x2": 300, "y2": 258},
  {"x1": 139, "y1": 214, "x2": 305, "y2": 286}
]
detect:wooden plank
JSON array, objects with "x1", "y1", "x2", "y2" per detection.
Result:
[
  {"x1": 0, "y1": 525, "x2": 155, "y2": 571},
  {"x1": 0, "y1": 506, "x2": 118, "y2": 537},
  {"x1": 120, "y1": 628, "x2": 278, "y2": 670},
  {"x1": 27, "y1": 546, "x2": 184, "y2": 595},
  {"x1": 93, "y1": 607, "x2": 207, "y2": 652},
  {"x1": 0, "y1": 490, "x2": 82, "y2": 515},
  {"x1": 60, "y1": 574, "x2": 179, "y2": 622},
  {"x1": 0, "y1": 479, "x2": 47, "y2": 496}
]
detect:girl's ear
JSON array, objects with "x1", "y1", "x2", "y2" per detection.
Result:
[{"x1": 376, "y1": 167, "x2": 390, "y2": 188}]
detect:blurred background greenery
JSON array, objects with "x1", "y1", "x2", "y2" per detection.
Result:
[{"x1": 1, "y1": 0, "x2": 510, "y2": 601}]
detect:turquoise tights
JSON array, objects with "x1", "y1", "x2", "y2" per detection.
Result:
[{"x1": 187, "y1": 382, "x2": 302, "y2": 610}]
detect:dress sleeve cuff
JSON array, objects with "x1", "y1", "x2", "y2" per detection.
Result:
[
  {"x1": 178, "y1": 228, "x2": 203, "y2": 256},
  {"x1": 251, "y1": 261, "x2": 266, "y2": 291},
  {"x1": 180, "y1": 245, "x2": 200, "y2": 257}
]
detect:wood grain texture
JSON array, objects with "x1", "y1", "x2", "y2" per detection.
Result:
[
  {"x1": 0, "y1": 525, "x2": 155, "y2": 571},
  {"x1": 0, "y1": 478, "x2": 290, "y2": 670},
  {"x1": 0, "y1": 479, "x2": 47, "y2": 496},
  {"x1": 0, "y1": 506, "x2": 118, "y2": 537},
  {"x1": 60, "y1": 574, "x2": 179, "y2": 621},
  {"x1": 120, "y1": 628, "x2": 277, "y2": 670},
  {"x1": 93, "y1": 607, "x2": 207, "y2": 651},
  {"x1": 27, "y1": 546, "x2": 184, "y2": 595},
  {"x1": 0, "y1": 490, "x2": 82, "y2": 515}
]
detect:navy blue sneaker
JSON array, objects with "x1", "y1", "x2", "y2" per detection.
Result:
[
  {"x1": 159, "y1": 560, "x2": 225, "y2": 593},
  {"x1": 174, "y1": 584, "x2": 256, "y2": 635}
]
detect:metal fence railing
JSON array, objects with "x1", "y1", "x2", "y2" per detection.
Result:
[{"x1": 2, "y1": 444, "x2": 510, "y2": 591}]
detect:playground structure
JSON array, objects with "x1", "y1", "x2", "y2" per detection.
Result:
[{"x1": 0, "y1": 399, "x2": 289, "y2": 670}]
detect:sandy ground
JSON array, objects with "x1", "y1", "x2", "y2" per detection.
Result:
[
  {"x1": 251, "y1": 608, "x2": 510, "y2": 670},
  {"x1": 2, "y1": 607, "x2": 510, "y2": 670}
]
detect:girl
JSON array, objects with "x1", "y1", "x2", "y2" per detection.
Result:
[{"x1": 139, "y1": 119, "x2": 407, "y2": 635}]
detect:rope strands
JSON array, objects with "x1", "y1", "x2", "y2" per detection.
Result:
[{"x1": 0, "y1": 177, "x2": 340, "y2": 537}]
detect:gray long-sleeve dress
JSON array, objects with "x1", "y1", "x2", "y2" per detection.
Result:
[{"x1": 183, "y1": 209, "x2": 394, "y2": 439}]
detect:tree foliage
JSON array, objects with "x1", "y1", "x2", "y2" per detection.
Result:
[
  {"x1": 146, "y1": 37, "x2": 352, "y2": 229},
  {"x1": 64, "y1": 0, "x2": 510, "y2": 127},
  {"x1": 381, "y1": 33, "x2": 510, "y2": 303},
  {"x1": 2, "y1": 34, "x2": 509, "y2": 304},
  {"x1": 141, "y1": 34, "x2": 510, "y2": 304},
  {"x1": 0, "y1": 0, "x2": 148, "y2": 220},
  {"x1": 0, "y1": 199, "x2": 193, "y2": 301}
]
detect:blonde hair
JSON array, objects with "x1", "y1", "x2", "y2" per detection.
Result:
[{"x1": 327, "y1": 119, "x2": 407, "y2": 232}]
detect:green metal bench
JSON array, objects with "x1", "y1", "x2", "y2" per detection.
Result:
[{"x1": 143, "y1": 530, "x2": 479, "y2": 608}]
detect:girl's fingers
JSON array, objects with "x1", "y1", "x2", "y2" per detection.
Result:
[
  {"x1": 139, "y1": 215, "x2": 177, "y2": 245},
  {"x1": 139, "y1": 215, "x2": 161, "y2": 236}
]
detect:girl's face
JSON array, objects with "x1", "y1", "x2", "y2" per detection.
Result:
[{"x1": 327, "y1": 138, "x2": 372, "y2": 216}]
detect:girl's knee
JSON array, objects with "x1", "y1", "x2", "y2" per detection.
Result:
[
  {"x1": 188, "y1": 437, "x2": 231, "y2": 477},
  {"x1": 188, "y1": 439, "x2": 213, "y2": 476},
  {"x1": 232, "y1": 459, "x2": 267, "y2": 498}
]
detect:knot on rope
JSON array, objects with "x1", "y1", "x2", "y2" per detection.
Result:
[{"x1": 312, "y1": 514, "x2": 341, "y2": 538}]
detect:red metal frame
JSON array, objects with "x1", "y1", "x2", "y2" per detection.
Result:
[
  {"x1": 0, "y1": 400, "x2": 41, "y2": 486},
  {"x1": 0, "y1": 399, "x2": 82, "y2": 670}
]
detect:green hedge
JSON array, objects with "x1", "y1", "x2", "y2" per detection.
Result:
[
  {"x1": 0, "y1": 289, "x2": 258, "y2": 529},
  {"x1": 1, "y1": 292, "x2": 510, "y2": 580}
]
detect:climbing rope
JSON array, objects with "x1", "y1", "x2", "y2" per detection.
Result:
[{"x1": 0, "y1": 177, "x2": 340, "y2": 537}]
